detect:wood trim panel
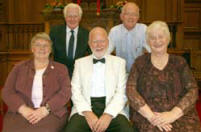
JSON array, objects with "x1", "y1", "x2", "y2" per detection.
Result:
[
  {"x1": 0, "y1": 52, "x2": 7, "y2": 86},
  {"x1": 183, "y1": 1, "x2": 201, "y2": 50},
  {"x1": 185, "y1": 0, "x2": 201, "y2": 3},
  {"x1": 141, "y1": 0, "x2": 183, "y2": 22},
  {"x1": 7, "y1": 24, "x2": 44, "y2": 50},
  {"x1": 191, "y1": 50, "x2": 201, "y2": 71},
  {"x1": 0, "y1": 0, "x2": 7, "y2": 23},
  {"x1": 0, "y1": 24, "x2": 8, "y2": 51},
  {"x1": 184, "y1": 8, "x2": 201, "y2": 32},
  {"x1": 184, "y1": 32, "x2": 201, "y2": 49}
]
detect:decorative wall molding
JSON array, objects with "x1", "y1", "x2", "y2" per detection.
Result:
[
  {"x1": 0, "y1": 24, "x2": 44, "y2": 50},
  {"x1": 183, "y1": 1, "x2": 201, "y2": 50},
  {"x1": 184, "y1": 8, "x2": 201, "y2": 32}
]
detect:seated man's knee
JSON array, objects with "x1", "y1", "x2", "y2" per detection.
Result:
[
  {"x1": 109, "y1": 114, "x2": 133, "y2": 132},
  {"x1": 64, "y1": 114, "x2": 89, "y2": 132}
]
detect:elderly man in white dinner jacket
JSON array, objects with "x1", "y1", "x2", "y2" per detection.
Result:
[{"x1": 64, "y1": 27, "x2": 133, "y2": 132}]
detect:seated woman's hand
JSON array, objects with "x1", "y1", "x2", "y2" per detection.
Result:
[
  {"x1": 151, "y1": 111, "x2": 176, "y2": 126},
  {"x1": 27, "y1": 106, "x2": 49, "y2": 124},
  {"x1": 157, "y1": 123, "x2": 172, "y2": 132},
  {"x1": 145, "y1": 112, "x2": 172, "y2": 132},
  {"x1": 152, "y1": 107, "x2": 183, "y2": 127},
  {"x1": 18, "y1": 104, "x2": 35, "y2": 121}
]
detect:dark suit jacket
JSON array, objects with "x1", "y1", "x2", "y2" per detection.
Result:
[
  {"x1": 50, "y1": 25, "x2": 91, "y2": 78},
  {"x1": 2, "y1": 59, "x2": 71, "y2": 118}
]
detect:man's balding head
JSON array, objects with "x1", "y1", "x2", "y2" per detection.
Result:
[{"x1": 88, "y1": 27, "x2": 109, "y2": 59}]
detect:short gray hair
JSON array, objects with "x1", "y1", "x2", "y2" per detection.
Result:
[
  {"x1": 146, "y1": 21, "x2": 171, "y2": 43},
  {"x1": 31, "y1": 32, "x2": 52, "y2": 48},
  {"x1": 63, "y1": 3, "x2": 83, "y2": 18}
]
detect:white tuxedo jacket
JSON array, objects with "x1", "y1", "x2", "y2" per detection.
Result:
[{"x1": 70, "y1": 54, "x2": 129, "y2": 119}]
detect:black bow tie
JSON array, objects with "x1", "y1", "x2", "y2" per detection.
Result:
[{"x1": 93, "y1": 58, "x2": 105, "y2": 64}]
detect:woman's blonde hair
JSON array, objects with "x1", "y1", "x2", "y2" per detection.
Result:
[{"x1": 146, "y1": 21, "x2": 171, "y2": 43}]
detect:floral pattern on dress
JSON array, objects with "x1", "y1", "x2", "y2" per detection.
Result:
[{"x1": 127, "y1": 54, "x2": 201, "y2": 132}]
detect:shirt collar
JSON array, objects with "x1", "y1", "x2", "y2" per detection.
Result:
[
  {"x1": 66, "y1": 26, "x2": 79, "y2": 35},
  {"x1": 122, "y1": 23, "x2": 137, "y2": 33},
  {"x1": 92, "y1": 54, "x2": 108, "y2": 60}
]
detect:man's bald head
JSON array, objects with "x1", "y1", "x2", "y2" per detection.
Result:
[{"x1": 88, "y1": 27, "x2": 109, "y2": 59}]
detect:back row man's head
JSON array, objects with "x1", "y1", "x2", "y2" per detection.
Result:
[
  {"x1": 63, "y1": 3, "x2": 82, "y2": 30},
  {"x1": 120, "y1": 2, "x2": 140, "y2": 31}
]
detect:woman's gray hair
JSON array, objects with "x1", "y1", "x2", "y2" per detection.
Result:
[
  {"x1": 30, "y1": 32, "x2": 52, "y2": 48},
  {"x1": 146, "y1": 21, "x2": 171, "y2": 43},
  {"x1": 63, "y1": 3, "x2": 83, "y2": 18}
]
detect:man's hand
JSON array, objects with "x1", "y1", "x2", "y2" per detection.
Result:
[
  {"x1": 83, "y1": 111, "x2": 99, "y2": 131},
  {"x1": 27, "y1": 106, "x2": 49, "y2": 124},
  {"x1": 94, "y1": 113, "x2": 113, "y2": 132}
]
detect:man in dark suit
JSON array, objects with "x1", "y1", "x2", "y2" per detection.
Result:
[{"x1": 50, "y1": 3, "x2": 91, "y2": 78}]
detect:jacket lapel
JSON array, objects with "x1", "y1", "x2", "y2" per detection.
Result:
[
  {"x1": 104, "y1": 55, "x2": 113, "y2": 98},
  {"x1": 75, "y1": 27, "x2": 82, "y2": 59},
  {"x1": 56, "y1": 26, "x2": 67, "y2": 58},
  {"x1": 61, "y1": 26, "x2": 67, "y2": 57},
  {"x1": 83, "y1": 56, "x2": 93, "y2": 99},
  {"x1": 26, "y1": 60, "x2": 35, "y2": 101}
]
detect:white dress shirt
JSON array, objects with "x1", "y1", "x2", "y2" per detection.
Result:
[
  {"x1": 31, "y1": 68, "x2": 46, "y2": 108},
  {"x1": 108, "y1": 23, "x2": 151, "y2": 72},
  {"x1": 66, "y1": 26, "x2": 78, "y2": 58},
  {"x1": 90, "y1": 56, "x2": 106, "y2": 97}
]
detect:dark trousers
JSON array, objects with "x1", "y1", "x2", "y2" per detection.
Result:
[{"x1": 63, "y1": 97, "x2": 134, "y2": 132}]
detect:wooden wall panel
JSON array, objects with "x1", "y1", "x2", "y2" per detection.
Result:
[
  {"x1": 184, "y1": 2, "x2": 201, "y2": 49},
  {"x1": 0, "y1": 24, "x2": 8, "y2": 51},
  {"x1": 0, "y1": 52, "x2": 7, "y2": 86},
  {"x1": 143, "y1": 0, "x2": 166, "y2": 21},
  {"x1": 191, "y1": 50, "x2": 201, "y2": 71},
  {"x1": 7, "y1": 24, "x2": 44, "y2": 50},
  {"x1": 184, "y1": 8, "x2": 201, "y2": 32},
  {"x1": 184, "y1": 33, "x2": 201, "y2": 49},
  {"x1": 0, "y1": 0, "x2": 8, "y2": 23},
  {"x1": 8, "y1": 0, "x2": 47, "y2": 23},
  {"x1": 140, "y1": 0, "x2": 182, "y2": 22}
]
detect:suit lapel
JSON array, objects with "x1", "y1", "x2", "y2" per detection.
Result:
[
  {"x1": 105, "y1": 55, "x2": 112, "y2": 98},
  {"x1": 75, "y1": 27, "x2": 83, "y2": 59},
  {"x1": 60, "y1": 26, "x2": 67, "y2": 57},
  {"x1": 84, "y1": 56, "x2": 93, "y2": 98}
]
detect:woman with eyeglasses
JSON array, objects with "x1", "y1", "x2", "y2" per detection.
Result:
[{"x1": 2, "y1": 32, "x2": 71, "y2": 132}]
